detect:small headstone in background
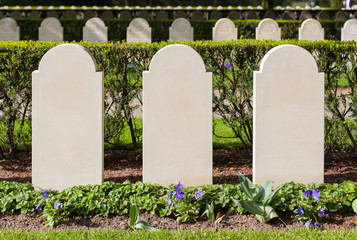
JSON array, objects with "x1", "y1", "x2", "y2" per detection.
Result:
[
  {"x1": 127, "y1": 18, "x2": 151, "y2": 43},
  {"x1": 212, "y1": 18, "x2": 237, "y2": 41},
  {"x1": 83, "y1": 17, "x2": 108, "y2": 43}
]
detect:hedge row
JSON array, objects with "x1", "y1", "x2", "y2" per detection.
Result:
[
  {"x1": 1, "y1": 39, "x2": 357, "y2": 158},
  {"x1": 16, "y1": 19, "x2": 346, "y2": 42}
]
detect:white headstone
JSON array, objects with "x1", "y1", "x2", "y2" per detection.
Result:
[
  {"x1": 341, "y1": 19, "x2": 357, "y2": 41},
  {"x1": 256, "y1": 18, "x2": 281, "y2": 40},
  {"x1": 169, "y1": 18, "x2": 193, "y2": 41},
  {"x1": 253, "y1": 44, "x2": 324, "y2": 186},
  {"x1": 83, "y1": 17, "x2": 108, "y2": 42},
  {"x1": 39, "y1": 17, "x2": 63, "y2": 42},
  {"x1": 299, "y1": 18, "x2": 324, "y2": 41},
  {"x1": 32, "y1": 44, "x2": 104, "y2": 191},
  {"x1": 127, "y1": 18, "x2": 151, "y2": 43},
  {"x1": 0, "y1": 18, "x2": 19, "y2": 41},
  {"x1": 143, "y1": 44, "x2": 212, "y2": 186},
  {"x1": 212, "y1": 18, "x2": 237, "y2": 41}
]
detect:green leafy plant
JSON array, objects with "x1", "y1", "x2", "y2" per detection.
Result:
[
  {"x1": 129, "y1": 205, "x2": 157, "y2": 232},
  {"x1": 202, "y1": 201, "x2": 224, "y2": 225},
  {"x1": 233, "y1": 172, "x2": 281, "y2": 222}
]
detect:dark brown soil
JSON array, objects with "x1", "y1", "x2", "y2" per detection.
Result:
[{"x1": 0, "y1": 148, "x2": 356, "y2": 231}]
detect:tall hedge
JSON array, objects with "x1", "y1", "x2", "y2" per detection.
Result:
[{"x1": 0, "y1": 39, "x2": 356, "y2": 158}]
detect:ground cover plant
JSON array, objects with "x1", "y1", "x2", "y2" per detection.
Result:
[{"x1": 0, "y1": 176, "x2": 356, "y2": 229}]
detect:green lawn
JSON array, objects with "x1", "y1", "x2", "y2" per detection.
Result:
[{"x1": 1, "y1": 229, "x2": 356, "y2": 240}]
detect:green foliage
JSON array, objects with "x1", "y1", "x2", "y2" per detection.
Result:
[
  {"x1": 0, "y1": 179, "x2": 357, "y2": 227},
  {"x1": 233, "y1": 173, "x2": 281, "y2": 222},
  {"x1": 129, "y1": 205, "x2": 157, "y2": 231}
]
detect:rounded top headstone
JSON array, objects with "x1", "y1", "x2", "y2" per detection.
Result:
[
  {"x1": 38, "y1": 44, "x2": 97, "y2": 75},
  {"x1": 343, "y1": 19, "x2": 357, "y2": 33},
  {"x1": 259, "y1": 44, "x2": 318, "y2": 74},
  {"x1": 148, "y1": 44, "x2": 206, "y2": 73}
]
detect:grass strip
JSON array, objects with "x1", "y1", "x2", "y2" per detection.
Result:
[{"x1": 0, "y1": 229, "x2": 356, "y2": 240}]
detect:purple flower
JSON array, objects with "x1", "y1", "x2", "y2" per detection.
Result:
[
  {"x1": 43, "y1": 189, "x2": 50, "y2": 200},
  {"x1": 319, "y1": 208, "x2": 328, "y2": 216},
  {"x1": 54, "y1": 202, "x2": 61, "y2": 209},
  {"x1": 305, "y1": 221, "x2": 314, "y2": 228},
  {"x1": 35, "y1": 204, "x2": 42, "y2": 211},
  {"x1": 174, "y1": 182, "x2": 186, "y2": 201},
  {"x1": 167, "y1": 191, "x2": 173, "y2": 206},
  {"x1": 304, "y1": 189, "x2": 312, "y2": 199},
  {"x1": 314, "y1": 223, "x2": 322, "y2": 228},
  {"x1": 195, "y1": 189, "x2": 203, "y2": 200},
  {"x1": 225, "y1": 62, "x2": 231, "y2": 69},
  {"x1": 312, "y1": 188, "x2": 321, "y2": 200},
  {"x1": 297, "y1": 207, "x2": 305, "y2": 215}
]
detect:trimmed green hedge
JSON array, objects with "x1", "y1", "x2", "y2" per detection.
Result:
[
  {"x1": 16, "y1": 19, "x2": 346, "y2": 42},
  {"x1": 1, "y1": 39, "x2": 357, "y2": 157}
]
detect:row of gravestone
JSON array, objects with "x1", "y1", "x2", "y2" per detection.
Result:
[
  {"x1": 1, "y1": 9, "x2": 354, "y2": 21},
  {"x1": 3, "y1": 16, "x2": 357, "y2": 42},
  {"x1": 32, "y1": 43, "x2": 323, "y2": 191}
]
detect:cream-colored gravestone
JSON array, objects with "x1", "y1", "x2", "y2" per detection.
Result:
[
  {"x1": 212, "y1": 18, "x2": 237, "y2": 41},
  {"x1": 298, "y1": 18, "x2": 324, "y2": 41},
  {"x1": 341, "y1": 19, "x2": 357, "y2": 41},
  {"x1": 169, "y1": 18, "x2": 193, "y2": 41},
  {"x1": 0, "y1": 18, "x2": 19, "y2": 41},
  {"x1": 143, "y1": 44, "x2": 212, "y2": 186},
  {"x1": 256, "y1": 18, "x2": 281, "y2": 40},
  {"x1": 253, "y1": 44, "x2": 324, "y2": 186},
  {"x1": 39, "y1": 17, "x2": 63, "y2": 42},
  {"x1": 32, "y1": 44, "x2": 104, "y2": 191},
  {"x1": 127, "y1": 18, "x2": 151, "y2": 43},
  {"x1": 83, "y1": 17, "x2": 107, "y2": 42}
]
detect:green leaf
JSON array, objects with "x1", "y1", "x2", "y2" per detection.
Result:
[
  {"x1": 135, "y1": 220, "x2": 158, "y2": 232},
  {"x1": 352, "y1": 199, "x2": 357, "y2": 213},
  {"x1": 253, "y1": 186, "x2": 265, "y2": 203},
  {"x1": 233, "y1": 200, "x2": 264, "y2": 215},
  {"x1": 238, "y1": 172, "x2": 255, "y2": 200},
  {"x1": 129, "y1": 205, "x2": 139, "y2": 229},
  {"x1": 263, "y1": 205, "x2": 279, "y2": 221},
  {"x1": 263, "y1": 186, "x2": 282, "y2": 206}
]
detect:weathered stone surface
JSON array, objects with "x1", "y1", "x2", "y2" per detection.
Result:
[
  {"x1": 127, "y1": 18, "x2": 151, "y2": 43},
  {"x1": 83, "y1": 17, "x2": 108, "y2": 42},
  {"x1": 39, "y1": 17, "x2": 63, "y2": 42},
  {"x1": 212, "y1": 18, "x2": 237, "y2": 41}
]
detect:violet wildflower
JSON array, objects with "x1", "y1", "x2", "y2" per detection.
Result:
[
  {"x1": 167, "y1": 191, "x2": 173, "y2": 206},
  {"x1": 43, "y1": 189, "x2": 50, "y2": 200},
  {"x1": 195, "y1": 189, "x2": 203, "y2": 200},
  {"x1": 54, "y1": 202, "x2": 61, "y2": 209},
  {"x1": 304, "y1": 189, "x2": 312, "y2": 199},
  {"x1": 305, "y1": 221, "x2": 314, "y2": 228},
  {"x1": 225, "y1": 61, "x2": 231, "y2": 69},
  {"x1": 314, "y1": 223, "x2": 322, "y2": 228},
  {"x1": 174, "y1": 182, "x2": 186, "y2": 201},
  {"x1": 312, "y1": 188, "x2": 321, "y2": 200},
  {"x1": 319, "y1": 208, "x2": 328, "y2": 216},
  {"x1": 297, "y1": 207, "x2": 305, "y2": 215},
  {"x1": 35, "y1": 204, "x2": 42, "y2": 211}
]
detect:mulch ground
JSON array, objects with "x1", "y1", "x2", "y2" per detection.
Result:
[{"x1": 0, "y1": 148, "x2": 356, "y2": 231}]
